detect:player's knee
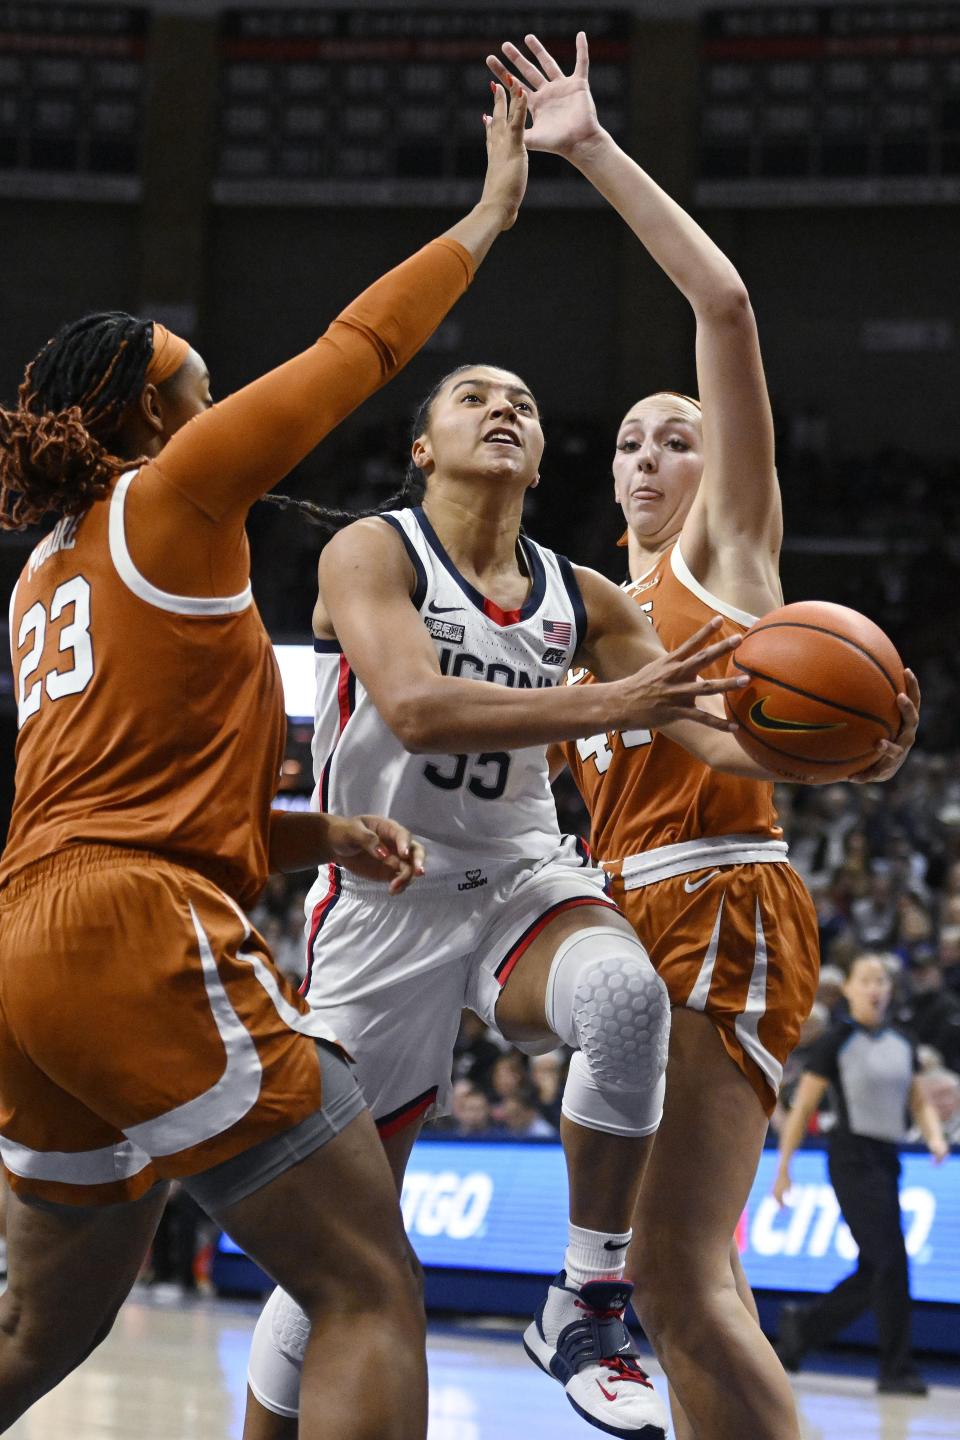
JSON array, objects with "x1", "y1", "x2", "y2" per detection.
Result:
[
  {"x1": 247, "y1": 1288, "x2": 306, "y2": 1420},
  {"x1": 546, "y1": 926, "x2": 670, "y2": 1110},
  {"x1": 79, "y1": 1305, "x2": 123, "y2": 1366},
  {"x1": 0, "y1": 1282, "x2": 116, "y2": 1393},
  {"x1": 249, "y1": 1253, "x2": 425, "y2": 1421},
  {"x1": 630, "y1": 1253, "x2": 734, "y2": 1350}
]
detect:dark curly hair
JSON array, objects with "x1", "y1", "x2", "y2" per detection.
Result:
[{"x1": 0, "y1": 311, "x2": 154, "y2": 530}]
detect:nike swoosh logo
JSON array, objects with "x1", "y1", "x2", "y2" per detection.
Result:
[
  {"x1": 684, "y1": 869, "x2": 721, "y2": 893},
  {"x1": 596, "y1": 1381, "x2": 619, "y2": 1403},
  {"x1": 428, "y1": 601, "x2": 464, "y2": 615},
  {"x1": 749, "y1": 697, "x2": 844, "y2": 734},
  {"x1": 603, "y1": 1238, "x2": 630, "y2": 1251}
]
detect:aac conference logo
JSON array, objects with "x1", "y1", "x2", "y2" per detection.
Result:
[
  {"x1": 401, "y1": 1169, "x2": 494, "y2": 1240},
  {"x1": 747, "y1": 1182, "x2": 936, "y2": 1263}
]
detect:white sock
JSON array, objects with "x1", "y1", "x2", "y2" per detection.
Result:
[{"x1": 563, "y1": 1221, "x2": 632, "y2": 1288}]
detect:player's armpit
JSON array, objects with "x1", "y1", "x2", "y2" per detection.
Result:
[
  {"x1": 145, "y1": 238, "x2": 474, "y2": 525},
  {"x1": 570, "y1": 565, "x2": 661, "y2": 680},
  {"x1": 546, "y1": 742, "x2": 569, "y2": 783}
]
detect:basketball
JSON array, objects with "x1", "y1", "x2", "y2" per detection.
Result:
[{"x1": 724, "y1": 601, "x2": 906, "y2": 783}]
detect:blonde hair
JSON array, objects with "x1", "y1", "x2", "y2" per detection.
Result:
[{"x1": 622, "y1": 391, "x2": 702, "y2": 425}]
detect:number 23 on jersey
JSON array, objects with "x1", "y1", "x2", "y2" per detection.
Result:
[{"x1": 16, "y1": 575, "x2": 94, "y2": 728}]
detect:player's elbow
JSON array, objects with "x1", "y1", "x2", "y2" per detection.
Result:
[
  {"x1": 386, "y1": 693, "x2": 441, "y2": 753},
  {"x1": 698, "y1": 279, "x2": 752, "y2": 328}
]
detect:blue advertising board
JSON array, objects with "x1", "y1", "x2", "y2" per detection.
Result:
[
  {"x1": 218, "y1": 1138, "x2": 960, "y2": 1305},
  {"x1": 392, "y1": 1141, "x2": 960, "y2": 1305}
]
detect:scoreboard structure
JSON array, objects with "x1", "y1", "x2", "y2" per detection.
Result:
[
  {"x1": 213, "y1": 7, "x2": 632, "y2": 208},
  {"x1": 0, "y1": 2, "x2": 148, "y2": 201},
  {"x1": 697, "y1": 4, "x2": 960, "y2": 207}
]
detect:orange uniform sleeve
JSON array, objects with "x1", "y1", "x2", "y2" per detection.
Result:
[{"x1": 142, "y1": 237, "x2": 474, "y2": 523}]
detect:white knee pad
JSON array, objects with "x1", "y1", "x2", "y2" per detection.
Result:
[
  {"x1": 562, "y1": 1050, "x2": 666, "y2": 1137},
  {"x1": 545, "y1": 926, "x2": 670, "y2": 1135},
  {"x1": 247, "y1": 1286, "x2": 306, "y2": 1419}
]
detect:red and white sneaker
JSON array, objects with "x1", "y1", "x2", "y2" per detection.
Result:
[{"x1": 523, "y1": 1271, "x2": 668, "y2": 1439}]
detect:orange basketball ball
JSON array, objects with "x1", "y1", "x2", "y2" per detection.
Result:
[{"x1": 724, "y1": 601, "x2": 906, "y2": 783}]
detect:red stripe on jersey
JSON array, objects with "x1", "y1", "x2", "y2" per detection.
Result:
[
  {"x1": 300, "y1": 864, "x2": 340, "y2": 998},
  {"x1": 482, "y1": 596, "x2": 523, "y2": 627},
  {"x1": 319, "y1": 656, "x2": 355, "y2": 812},
  {"x1": 376, "y1": 1086, "x2": 439, "y2": 1139},
  {"x1": 336, "y1": 655, "x2": 352, "y2": 732},
  {"x1": 496, "y1": 896, "x2": 621, "y2": 988}
]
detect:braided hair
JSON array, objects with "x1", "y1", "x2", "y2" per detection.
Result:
[
  {"x1": 261, "y1": 363, "x2": 477, "y2": 541},
  {"x1": 0, "y1": 311, "x2": 154, "y2": 530}
]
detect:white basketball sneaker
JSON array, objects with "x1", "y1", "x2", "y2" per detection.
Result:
[{"x1": 524, "y1": 1272, "x2": 668, "y2": 1439}]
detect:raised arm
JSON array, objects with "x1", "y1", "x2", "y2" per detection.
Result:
[
  {"x1": 319, "y1": 521, "x2": 744, "y2": 753},
  {"x1": 144, "y1": 86, "x2": 528, "y2": 527},
  {"x1": 488, "y1": 33, "x2": 781, "y2": 578}
]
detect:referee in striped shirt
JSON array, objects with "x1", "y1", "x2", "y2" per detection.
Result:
[{"x1": 772, "y1": 952, "x2": 948, "y2": 1395}]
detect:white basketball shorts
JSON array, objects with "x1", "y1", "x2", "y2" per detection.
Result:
[{"x1": 300, "y1": 852, "x2": 619, "y2": 1136}]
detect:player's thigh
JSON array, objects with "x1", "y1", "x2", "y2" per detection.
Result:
[
  {"x1": 467, "y1": 860, "x2": 622, "y2": 1043},
  {"x1": 621, "y1": 864, "x2": 819, "y2": 1107},
  {"x1": 211, "y1": 1109, "x2": 418, "y2": 1319},
  {"x1": 631, "y1": 1009, "x2": 768, "y2": 1279},
  {"x1": 1, "y1": 1181, "x2": 169, "y2": 1353},
  {"x1": 379, "y1": 1118, "x2": 423, "y2": 1193},
  {"x1": 494, "y1": 907, "x2": 637, "y2": 1040},
  {"x1": 303, "y1": 879, "x2": 470, "y2": 1128}
]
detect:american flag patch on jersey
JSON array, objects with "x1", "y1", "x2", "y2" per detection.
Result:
[{"x1": 542, "y1": 619, "x2": 572, "y2": 645}]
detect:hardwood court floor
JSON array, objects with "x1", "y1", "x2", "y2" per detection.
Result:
[{"x1": 6, "y1": 1289, "x2": 959, "y2": 1439}]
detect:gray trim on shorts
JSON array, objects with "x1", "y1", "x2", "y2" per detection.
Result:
[{"x1": 183, "y1": 1042, "x2": 366, "y2": 1216}]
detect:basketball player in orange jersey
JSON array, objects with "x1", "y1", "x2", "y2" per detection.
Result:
[
  {"x1": 0, "y1": 84, "x2": 531, "y2": 1438},
  {"x1": 488, "y1": 33, "x2": 920, "y2": 1440}
]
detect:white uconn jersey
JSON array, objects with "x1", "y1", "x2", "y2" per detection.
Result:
[{"x1": 313, "y1": 506, "x2": 590, "y2": 876}]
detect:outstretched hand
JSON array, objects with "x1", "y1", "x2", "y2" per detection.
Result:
[
  {"x1": 849, "y1": 669, "x2": 921, "y2": 785},
  {"x1": 479, "y1": 75, "x2": 529, "y2": 230},
  {"x1": 325, "y1": 815, "x2": 426, "y2": 895},
  {"x1": 618, "y1": 616, "x2": 749, "y2": 733},
  {"x1": 486, "y1": 31, "x2": 604, "y2": 159}
]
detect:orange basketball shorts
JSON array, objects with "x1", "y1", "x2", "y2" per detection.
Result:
[
  {"x1": 612, "y1": 860, "x2": 819, "y2": 1115},
  {"x1": 0, "y1": 845, "x2": 334, "y2": 1206}
]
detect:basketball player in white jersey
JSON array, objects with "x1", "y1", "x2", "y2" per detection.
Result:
[{"x1": 240, "y1": 350, "x2": 804, "y2": 1438}]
